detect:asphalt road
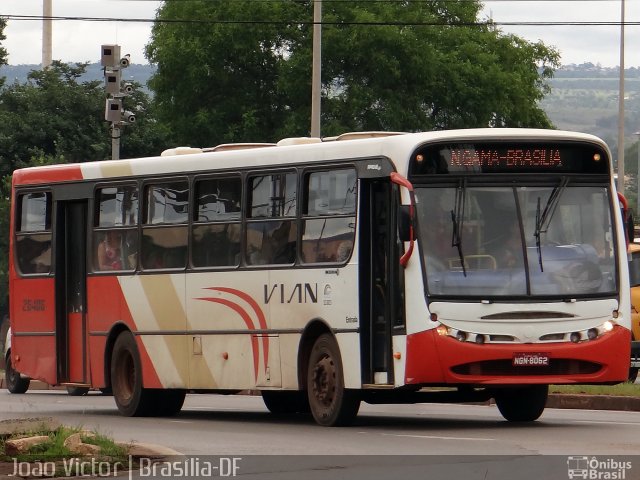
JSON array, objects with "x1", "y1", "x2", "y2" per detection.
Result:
[
  {"x1": 1, "y1": 391, "x2": 639, "y2": 479},
  {"x1": 1, "y1": 390, "x2": 639, "y2": 454}
]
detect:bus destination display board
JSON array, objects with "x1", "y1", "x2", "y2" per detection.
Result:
[{"x1": 410, "y1": 142, "x2": 609, "y2": 175}]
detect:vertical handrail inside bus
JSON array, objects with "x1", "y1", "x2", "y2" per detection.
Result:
[{"x1": 390, "y1": 172, "x2": 415, "y2": 268}]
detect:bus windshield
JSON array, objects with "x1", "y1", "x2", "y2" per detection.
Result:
[{"x1": 415, "y1": 184, "x2": 617, "y2": 298}]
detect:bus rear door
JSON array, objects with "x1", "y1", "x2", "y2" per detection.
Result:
[{"x1": 54, "y1": 198, "x2": 89, "y2": 385}]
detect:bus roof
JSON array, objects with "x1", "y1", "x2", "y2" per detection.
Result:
[{"x1": 12, "y1": 128, "x2": 609, "y2": 186}]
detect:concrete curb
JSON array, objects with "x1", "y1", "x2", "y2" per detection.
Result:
[{"x1": 546, "y1": 393, "x2": 640, "y2": 412}]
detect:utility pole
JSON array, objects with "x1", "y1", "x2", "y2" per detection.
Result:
[
  {"x1": 101, "y1": 45, "x2": 135, "y2": 160},
  {"x1": 42, "y1": 0, "x2": 52, "y2": 68},
  {"x1": 310, "y1": 0, "x2": 322, "y2": 138},
  {"x1": 617, "y1": 0, "x2": 625, "y2": 194},
  {"x1": 635, "y1": 131, "x2": 640, "y2": 217}
]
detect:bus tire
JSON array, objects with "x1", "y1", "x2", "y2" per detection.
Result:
[
  {"x1": 262, "y1": 390, "x2": 310, "y2": 414},
  {"x1": 111, "y1": 331, "x2": 153, "y2": 416},
  {"x1": 306, "y1": 334, "x2": 360, "y2": 426},
  {"x1": 628, "y1": 368, "x2": 639, "y2": 383},
  {"x1": 66, "y1": 386, "x2": 90, "y2": 396},
  {"x1": 494, "y1": 385, "x2": 548, "y2": 422},
  {"x1": 152, "y1": 389, "x2": 186, "y2": 416},
  {"x1": 5, "y1": 353, "x2": 30, "y2": 394}
]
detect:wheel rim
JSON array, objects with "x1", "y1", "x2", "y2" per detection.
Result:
[
  {"x1": 311, "y1": 354, "x2": 336, "y2": 408},
  {"x1": 115, "y1": 350, "x2": 135, "y2": 403}
]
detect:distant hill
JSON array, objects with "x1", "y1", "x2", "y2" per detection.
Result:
[
  {"x1": 0, "y1": 62, "x2": 156, "y2": 90},
  {"x1": 542, "y1": 63, "x2": 640, "y2": 153},
  {"x1": 0, "y1": 61, "x2": 635, "y2": 148}
]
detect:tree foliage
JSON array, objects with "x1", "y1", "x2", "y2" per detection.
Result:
[
  {"x1": 146, "y1": 0, "x2": 559, "y2": 145},
  {"x1": 0, "y1": 60, "x2": 168, "y2": 315},
  {"x1": 0, "y1": 18, "x2": 7, "y2": 88}
]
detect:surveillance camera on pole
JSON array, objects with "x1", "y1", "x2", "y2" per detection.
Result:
[
  {"x1": 105, "y1": 98, "x2": 123, "y2": 122},
  {"x1": 120, "y1": 54, "x2": 131, "y2": 69},
  {"x1": 102, "y1": 44, "x2": 138, "y2": 160},
  {"x1": 104, "y1": 69, "x2": 122, "y2": 95},
  {"x1": 123, "y1": 111, "x2": 136, "y2": 124},
  {"x1": 101, "y1": 44, "x2": 121, "y2": 69}
]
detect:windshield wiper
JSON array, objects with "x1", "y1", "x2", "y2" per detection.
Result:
[
  {"x1": 534, "y1": 178, "x2": 569, "y2": 272},
  {"x1": 450, "y1": 181, "x2": 467, "y2": 276}
]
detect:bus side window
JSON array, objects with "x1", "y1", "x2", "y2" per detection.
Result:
[
  {"x1": 246, "y1": 172, "x2": 297, "y2": 266},
  {"x1": 141, "y1": 181, "x2": 189, "y2": 270},
  {"x1": 301, "y1": 168, "x2": 357, "y2": 264},
  {"x1": 15, "y1": 192, "x2": 52, "y2": 275},
  {"x1": 192, "y1": 176, "x2": 242, "y2": 268},
  {"x1": 93, "y1": 185, "x2": 138, "y2": 272}
]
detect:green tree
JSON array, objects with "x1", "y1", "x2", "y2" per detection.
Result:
[
  {"x1": 146, "y1": 0, "x2": 559, "y2": 145},
  {"x1": 0, "y1": 17, "x2": 7, "y2": 88},
  {"x1": 0, "y1": 61, "x2": 168, "y2": 316},
  {"x1": 146, "y1": 1, "x2": 306, "y2": 146}
]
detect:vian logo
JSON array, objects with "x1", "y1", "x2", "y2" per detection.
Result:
[{"x1": 264, "y1": 283, "x2": 318, "y2": 304}]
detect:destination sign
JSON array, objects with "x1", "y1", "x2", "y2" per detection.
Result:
[{"x1": 410, "y1": 141, "x2": 609, "y2": 175}]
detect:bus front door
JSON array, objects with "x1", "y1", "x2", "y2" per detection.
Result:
[
  {"x1": 54, "y1": 200, "x2": 88, "y2": 385},
  {"x1": 359, "y1": 180, "x2": 399, "y2": 386}
]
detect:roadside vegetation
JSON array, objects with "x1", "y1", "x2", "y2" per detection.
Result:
[
  {"x1": 0, "y1": 425, "x2": 129, "y2": 477},
  {"x1": 550, "y1": 382, "x2": 640, "y2": 397}
]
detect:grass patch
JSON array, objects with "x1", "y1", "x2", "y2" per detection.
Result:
[
  {"x1": 550, "y1": 382, "x2": 640, "y2": 397},
  {"x1": 0, "y1": 425, "x2": 128, "y2": 463}
]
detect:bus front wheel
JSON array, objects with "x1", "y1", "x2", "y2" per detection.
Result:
[
  {"x1": 111, "y1": 331, "x2": 154, "y2": 416},
  {"x1": 494, "y1": 385, "x2": 548, "y2": 422},
  {"x1": 306, "y1": 334, "x2": 360, "y2": 426}
]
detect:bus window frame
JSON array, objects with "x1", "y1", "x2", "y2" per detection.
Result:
[
  {"x1": 91, "y1": 181, "x2": 140, "y2": 274},
  {"x1": 190, "y1": 173, "x2": 243, "y2": 270},
  {"x1": 140, "y1": 177, "x2": 190, "y2": 272},
  {"x1": 299, "y1": 166, "x2": 358, "y2": 266},
  {"x1": 14, "y1": 189, "x2": 54, "y2": 277},
  {"x1": 245, "y1": 169, "x2": 299, "y2": 267}
]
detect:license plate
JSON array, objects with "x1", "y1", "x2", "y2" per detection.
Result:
[{"x1": 512, "y1": 352, "x2": 550, "y2": 367}]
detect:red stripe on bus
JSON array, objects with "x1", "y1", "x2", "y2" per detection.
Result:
[
  {"x1": 196, "y1": 296, "x2": 260, "y2": 381},
  {"x1": 13, "y1": 164, "x2": 84, "y2": 185},
  {"x1": 205, "y1": 287, "x2": 269, "y2": 374}
]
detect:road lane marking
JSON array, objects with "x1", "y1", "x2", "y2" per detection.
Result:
[
  {"x1": 572, "y1": 420, "x2": 640, "y2": 426},
  {"x1": 168, "y1": 420, "x2": 193, "y2": 424},
  {"x1": 380, "y1": 433, "x2": 495, "y2": 442}
]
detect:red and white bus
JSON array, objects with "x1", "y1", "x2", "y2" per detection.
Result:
[{"x1": 8, "y1": 129, "x2": 631, "y2": 426}]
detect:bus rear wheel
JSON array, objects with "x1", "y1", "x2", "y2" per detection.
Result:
[
  {"x1": 306, "y1": 334, "x2": 360, "y2": 426},
  {"x1": 111, "y1": 331, "x2": 154, "y2": 416},
  {"x1": 152, "y1": 389, "x2": 186, "y2": 416},
  {"x1": 5, "y1": 353, "x2": 30, "y2": 394},
  {"x1": 494, "y1": 385, "x2": 548, "y2": 422}
]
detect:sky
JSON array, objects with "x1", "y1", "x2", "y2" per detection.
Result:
[{"x1": 1, "y1": 0, "x2": 640, "y2": 67}]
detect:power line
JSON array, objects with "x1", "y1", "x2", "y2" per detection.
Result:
[{"x1": 3, "y1": 14, "x2": 640, "y2": 27}]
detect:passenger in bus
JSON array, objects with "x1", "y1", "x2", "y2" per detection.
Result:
[
  {"x1": 270, "y1": 221, "x2": 295, "y2": 264},
  {"x1": 335, "y1": 239, "x2": 354, "y2": 262},
  {"x1": 495, "y1": 222, "x2": 523, "y2": 269},
  {"x1": 97, "y1": 231, "x2": 123, "y2": 270}
]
